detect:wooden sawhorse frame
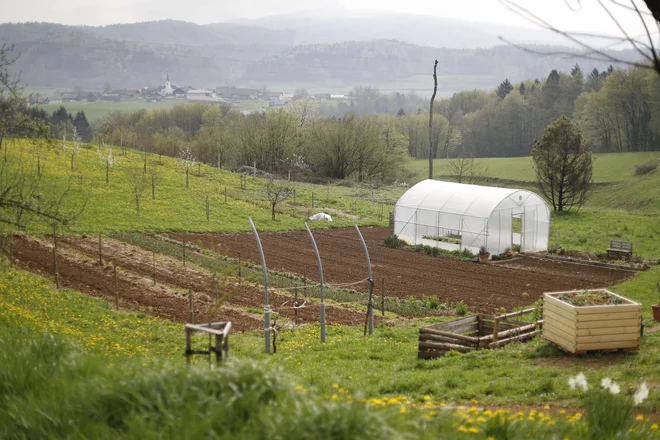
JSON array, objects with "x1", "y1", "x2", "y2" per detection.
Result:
[{"x1": 185, "y1": 321, "x2": 232, "y2": 365}]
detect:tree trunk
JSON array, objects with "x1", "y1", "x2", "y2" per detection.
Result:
[
  {"x1": 152, "y1": 176, "x2": 156, "y2": 200},
  {"x1": 186, "y1": 168, "x2": 189, "y2": 188},
  {"x1": 428, "y1": 60, "x2": 438, "y2": 180},
  {"x1": 272, "y1": 202, "x2": 276, "y2": 220}
]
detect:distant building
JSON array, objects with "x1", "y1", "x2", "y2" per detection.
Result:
[
  {"x1": 282, "y1": 93, "x2": 294, "y2": 102},
  {"x1": 264, "y1": 92, "x2": 284, "y2": 101},
  {"x1": 61, "y1": 92, "x2": 79, "y2": 102},
  {"x1": 186, "y1": 89, "x2": 225, "y2": 103},
  {"x1": 101, "y1": 93, "x2": 120, "y2": 102},
  {"x1": 163, "y1": 71, "x2": 173, "y2": 95},
  {"x1": 216, "y1": 86, "x2": 259, "y2": 100},
  {"x1": 330, "y1": 94, "x2": 346, "y2": 100}
]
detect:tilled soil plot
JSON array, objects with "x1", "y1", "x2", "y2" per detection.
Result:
[
  {"x1": 170, "y1": 227, "x2": 632, "y2": 314},
  {"x1": 10, "y1": 234, "x2": 376, "y2": 331}
]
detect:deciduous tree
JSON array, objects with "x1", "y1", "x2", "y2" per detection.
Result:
[{"x1": 532, "y1": 116, "x2": 593, "y2": 211}]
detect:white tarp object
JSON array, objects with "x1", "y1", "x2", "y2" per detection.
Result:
[{"x1": 308, "y1": 213, "x2": 333, "y2": 222}]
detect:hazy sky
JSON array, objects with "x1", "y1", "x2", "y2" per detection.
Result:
[{"x1": 1, "y1": 0, "x2": 654, "y2": 36}]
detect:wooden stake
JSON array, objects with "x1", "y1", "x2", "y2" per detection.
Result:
[
  {"x1": 381, "y1": 278, "x2": 385, "y2": 317},
  {"x1": 98, "y1": 233, "x2": 102, "y2": 265},
  {"x1": 52, "y1": 238, "x2": 60, "y2": 289},
  {"x1": 312, "y1": 192, "x2": 314, "y2": 208},
  {"x1": 152, "y1": 250, "x2": 156, "y2": 285},
  {"x1": 238, "y1": 253, "x2": 241, "y2": 283},
  {"x1": 183, "y1": 239, "x2": 186, "y2": 267},
  {"x1": 224, "y1": 187, "x2": 227, "y2": 204},
  {"x1": 114, "y1": 264, "x2": 118, "y2": 311},
  {"x1": 189, "y1": 288, "x2": 194, "y2": 323}
]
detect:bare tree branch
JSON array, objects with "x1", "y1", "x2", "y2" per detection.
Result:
[{"x1": 498, "y1": 0, "x2": 660, "y2": 75}]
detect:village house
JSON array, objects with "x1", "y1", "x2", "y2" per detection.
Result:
[{"x1": 185, "y1": 89, "x2": 224, "y2": 103}]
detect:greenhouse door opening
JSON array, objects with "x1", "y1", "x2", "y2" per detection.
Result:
[
  {"x1": 394, "y1": 180, "x2": 551, "y2": 255},
  {"x1": 512, "y1": 214, "x2": 522, "y2": 249}
]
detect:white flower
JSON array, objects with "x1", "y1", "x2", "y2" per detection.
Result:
[
  {"x1": 569, "y1": 373, "x2": 589, "y2": 392},
  {"x1": 633, "y1": 382, "x2": 649, "y2": 405},
  {"x1": 600, "y1": 377, "x2": 620, "y2": 395}
]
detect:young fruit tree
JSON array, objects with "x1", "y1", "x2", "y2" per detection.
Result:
[
  {"x1": 98, "y1": 141, "x2": 120, "y2": 184},
  {"x1": 532, "y1": 116, "x2": 593, "y2": 212},
  {"x1": 178, "y1": 145, "x2": 196, "y2": 189},
  {"x1": 66, "y1": 127, "x2": 82, "y2": 170},
  {"x1": 265, "y1": 178, "x2": 293, "y2": 221},
  {"x1": 126, "y1": 168, "x2": 149, "y2": 216}
]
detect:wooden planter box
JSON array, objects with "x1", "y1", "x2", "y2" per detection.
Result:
[
  {"x1": 418, "y1": 309, "x2": 542, "y2": 359},
  {"x1": 543, "y1": 290, "x2": 641, "y2": 354}
]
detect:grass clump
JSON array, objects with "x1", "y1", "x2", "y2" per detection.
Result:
[{"x1": 383, "y1": 234, "x2": 404, "y2": 248}]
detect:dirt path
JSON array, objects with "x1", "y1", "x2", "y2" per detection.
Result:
[
  {"x1": 170, "y1": 227, "x2": 632, "y2": 314},
  {"x1": 10, "y1": 234, "x2": 379, "y2": 331}
]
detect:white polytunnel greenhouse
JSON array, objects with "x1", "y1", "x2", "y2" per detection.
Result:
[{"x1": 393, "y1": 179, "x2": 550, "y2": 255}]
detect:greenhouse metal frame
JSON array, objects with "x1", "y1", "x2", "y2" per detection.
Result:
[{"x1": 394, "y1": 180, "x2": 551, "y2": 255}]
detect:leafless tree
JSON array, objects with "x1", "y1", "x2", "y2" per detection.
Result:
[
  {"x1": 429, "y1": 60, "x2": 438, "y2": 179},
  {"x1": 147, "y1": 167, "x2": 162, "y2": 200},
  {"x1": 126, "y1": 168, "x2": 149, "y2": 216},
  {"x1": 499, "y1": 1, "x2": 660, "y2": 76},
  {"x1": 446, "y1": 154, "x2": 489, "y2": 184},
  {"x1": 196, "y1": 186, "x2": 214, "y2": 221},
  {"x1": 265, "y1": 179, "x2": 293, "y2": 221}
]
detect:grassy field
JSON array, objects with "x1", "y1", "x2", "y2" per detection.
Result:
[
  {"x1": 4, "y1": 139, "x2": 390, "y2": 235},
  {"x1": 2, "y1": 138, "x2": 660, "y2": 435},
  {"x1": 0, "y1": 268, "x2": 660, "y2": 426}
]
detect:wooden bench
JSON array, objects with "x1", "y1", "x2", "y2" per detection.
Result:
[{"x1": 607, "y1": 240, "x2": 633, "y2": 260}]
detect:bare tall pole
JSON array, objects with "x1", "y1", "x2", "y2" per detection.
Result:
[
  {"x1": 248, "y1": 217, "x2": 271, "y2": 353},
  {"x1": 305, "y1": 223, "x2": 326, "y2": 343},
  {"x1": 429, "y1": 59, "x2": 438, "y2": 180},
  {"x1": 355, "y1": 225, "x2": 374, "y2": 336}
]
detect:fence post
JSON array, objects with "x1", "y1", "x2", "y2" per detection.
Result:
[
  {"x1": 98, "y1": 233, "x2": 102, "y2": 265},
  {"x1": 182, "y1": 239, "x2": 186, "y2": 267},
  {"x1": 238, "y1": 253, "x2": 241, "y2": 283},
  {"x1": 152, "y1": 250, "x2": 156, "y2": 285},
  {"x1": 312, "y1": 192, "x2": 314, "y2": 209},
  {"x1": 52, "y1": 235, "x2": 59, "y2": 289},
  {"x1": 225, "y1": 187, "x2": 227, "y2": 204},
  {"x1": 381, "y1": 278, "x2": 385, "y2": 316},
  {"x1": 189, "y1": 288, "x2": 194, "y2": 324},
  {"x1": 114, "y1": 264, "x2": 119, "y2": 311}
]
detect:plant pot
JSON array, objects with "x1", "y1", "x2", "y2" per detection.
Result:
[
  {"x1": 652, "y1": 304, "x2": 660, "y2": 322},
  {"x1": 478, "y1": 253, "x2": 490, "y2": 263}
]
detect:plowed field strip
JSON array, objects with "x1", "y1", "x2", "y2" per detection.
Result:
[{"x1": 169, "y1": 227, "x2": 630, "y2": 314}]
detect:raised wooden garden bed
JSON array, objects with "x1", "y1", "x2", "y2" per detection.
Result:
[
  {"x1": 418, "y1": 308, "x2": 542, "y2": 359},
  {"x1": 543, "y1": 289, "x2": 641, "y2": 354}
]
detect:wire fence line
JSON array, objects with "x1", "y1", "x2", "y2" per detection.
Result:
[{"x1": 110, "y1": 232, "x2": 450, "y2": 318}]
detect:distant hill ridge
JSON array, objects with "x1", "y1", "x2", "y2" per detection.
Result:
[{"x1": 0, "y1": 18, "x2": 640, "y2": 91}]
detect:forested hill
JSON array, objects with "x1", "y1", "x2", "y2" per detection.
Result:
[
  {"x1": 0, "y1": 21, "x2": 291, "y2": 89},
  {"x1": 0, "y1": 20, "x2": 640, "y2": 91},
  {"x1": 239, "y1": 40, "x2": 638, "y2": 87}
]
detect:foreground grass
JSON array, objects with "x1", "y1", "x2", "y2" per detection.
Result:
[
  {"x1": 2, "y1": 267, "x2": 660, "y2": 438},
  {"x1": 2, "y1": 265, "x2": 659, "y2": 410},
  {"x1": 10, "y1": 332, "x2": 658, "y2": 440}
]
